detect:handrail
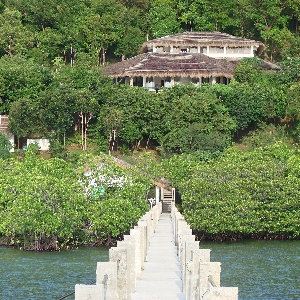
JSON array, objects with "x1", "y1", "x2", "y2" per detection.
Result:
[{"x1": 56, "y1": 280, "x2": 96, "y2": 300}]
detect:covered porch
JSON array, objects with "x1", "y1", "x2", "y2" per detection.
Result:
[
  {"x1": 114, "y1": 75, "x2": 231, "y2": 91},
  {"x1": 104, "y1": 52, "x2": 236, "y2": 90}
]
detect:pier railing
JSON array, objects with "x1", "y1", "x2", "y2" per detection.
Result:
[
  {"x1": 75, "y1": 202, "x2": 162, "y2": 300},
  {"x1": 171, "y1": 203, "x2": 238, "y2": 300},
  {"x1": 75, "y1": 201, "x2": 238, "y2": 300}
]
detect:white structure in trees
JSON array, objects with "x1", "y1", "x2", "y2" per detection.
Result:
[{"x1": 103, "y1": 31, "x2": 277, "y2": 91}]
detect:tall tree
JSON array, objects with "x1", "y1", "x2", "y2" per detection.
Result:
[
  {"x1": 147, "y1": 1, "x2": 181, "y2": 38},
  {"x1": 0, "y1": 55, "x2": 52, "y2": 113},
  {"x1": 75, "y1": 0, "x2": 127, "y2": 65},
  {"x1": 242, "y1": 0, "x2": 299, "y2": 61},
  {"x1": 0, "y1": 8, "x2": 34, "y2": 57},
  {"x1": 178, "y1": 0, "x2": 237, "y2": 32},
  {"x1": 113, "y1": 8, "x2": 145, "y2": 59}
]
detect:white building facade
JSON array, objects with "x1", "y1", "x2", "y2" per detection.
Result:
[{"x1": 104, "y1": 31, "x2": 265, "y2": 90}]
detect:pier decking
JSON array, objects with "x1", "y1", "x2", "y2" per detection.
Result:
[{"x1": 131, "y1": 213, "x2": 185, "y2": 299}]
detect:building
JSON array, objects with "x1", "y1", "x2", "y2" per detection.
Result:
[
  {"x1": 0, "y1": 115, "x2": 50, "y2": 151},
  {"x1": 103, "y1": 31, "x2": 275, "y2": 91},
  {"x1": 0, "y1": 115, "x2": 14, "y2": 151}
]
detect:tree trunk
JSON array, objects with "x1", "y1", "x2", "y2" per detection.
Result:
[{"x1": 102, "y1": 49, "x2": 106, "y2": 65}]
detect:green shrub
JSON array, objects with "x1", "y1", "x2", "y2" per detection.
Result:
[
  {"x1": 0, "y1": 133, "x2": 12, "y2": 159},
  {"x1": 163, "y1": 142, "x2": 300, "y2": 240}
]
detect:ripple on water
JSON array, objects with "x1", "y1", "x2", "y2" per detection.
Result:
[
  {"x1": 0, "y1": 246, "x2": 109, "y2": 300},
  {"x1": 200, "y1": 240, "x2": 300, "y2": 300},
  {"x1": 1, "y1": 241, "x2": 299, "y2": 299}
]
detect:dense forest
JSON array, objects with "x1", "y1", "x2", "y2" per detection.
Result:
[
  {"x1": 0, "y1": 0, "x2": 299, "y2": 62},
  {"x1": 0, "y1": 0, "x2": 299, "y2": 249},
  {"x1": 0, "y1": 0, "x2": 299, "y2": 153}
]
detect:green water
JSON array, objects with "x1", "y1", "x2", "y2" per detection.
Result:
[
  {"x1": 0, "y1": 240, "x2": 299, "y2": 299},
  {"x1": 0, "y1": 246, "x2": 109, "y2": 300},
  {"x1": 200, "y1": 240, "x2": 300, "y2": 300}
]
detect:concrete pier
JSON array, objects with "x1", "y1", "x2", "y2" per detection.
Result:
[
  {"x1": 131, "y1": 213, "x2": 185, "y2": 299},
  {"x1": 75, "y1": 201, "x2": 238, "y2": 300}
]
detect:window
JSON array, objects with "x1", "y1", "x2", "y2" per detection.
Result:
[
  {"x1": 155, "y1": 46, "x2": 164, "y2": 53},
  {"x1": 164, "y1": 46, "x2": 171, "y2": 52},
  {"x1": 190, "y1": 47, "x2": 198, "y2": 53},
  {"x1": 227, "y1": 46, "x2": 251, "y2": 54},
  {"x1": 192, "y1": 77, "x2": 200, "y2": 85},
  {"x1": 210, "y1": 46, "x2": 224, "y2": 54},
  {"x1": 202, "y1": 77, "x2": 209, "y2": 84},
  {"x1": 201, "y1": 47, "x2": 207, "y2": 54},
  {"x1": 146, "y1": 77, "x2": 154, "y2": 89},
  {"x1": 165, "y1": 77, "x2": 171, "y2": 87},
  {"x1": 133, "y1": 77, "x2": 143, "y2": 87}
]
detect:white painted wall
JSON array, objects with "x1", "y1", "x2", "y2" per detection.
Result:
[
  {"x1": 27, "y1": 139, "x2": 50, "y2": 151},
  {"x1": 8, "y1": 134, "x2": 14, "y2": 152}
]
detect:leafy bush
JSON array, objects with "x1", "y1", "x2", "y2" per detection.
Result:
[
  {"x1": 162, "y1": 124, "x2": 232, "y2": 154},
  {"x1": 0, "y1": 153, "x2": 152, "y2": 249},
  {"x1": 0, "y1": 132, "x2": 12, "y2": 159},
  {"x1": 0, "y1": 155, "x2": 88, "y2": 250},
  {"x1": 241, "y1": 123, "x2": 288, "y2": 148},
  {"x1": 79, "y1": 155, "x2": 151, "y2": 246},
  {"x1": 163, "y1": 142, "x2": 300, "y2": 240},
  {"x1": 49, "y1": 139, "x2": 67, "y2": 159}
]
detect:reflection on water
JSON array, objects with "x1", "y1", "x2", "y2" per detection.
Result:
[
  {"x1": 0, "y1": 246, "x2": 109, "y2": 300},
  {"x1": 200, "y1": 240, "x2": 300, "y2": 300}
]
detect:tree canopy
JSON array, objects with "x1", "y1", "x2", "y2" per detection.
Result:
[{"x1": 0, "y1": 0, "x2": 299, "y2": 64}]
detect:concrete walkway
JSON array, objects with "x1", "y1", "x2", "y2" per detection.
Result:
[{"x1": 131, "y1": 213, "x2": 185, "y2": 300}]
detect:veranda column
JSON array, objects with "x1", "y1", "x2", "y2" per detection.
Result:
[
  {"x1": 171, "y1": 77, "x2": 175, "y2": 87},
  {"x1": 130, "y1": 77, "x2": 134, "y2": 86},
  {"x1": 206, "y1": 46, "x2": 210, "y2": 55},
  {"x1": 155, "y1": 185, "x2": 160, "y2": 203},
  {"x1": 143, "y1": 76, "x2": 146, "y2": 88}
]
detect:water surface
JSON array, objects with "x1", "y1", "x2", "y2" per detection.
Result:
[
  {"x1": 200, "y1": 240, "x2": 300, "y2": 300},
  {"x1": 1, "y1": 240, "x2": 299, "y2": 299},
  {"x1": 0, "y1": 246, "x2": 109, "y2": 299}
]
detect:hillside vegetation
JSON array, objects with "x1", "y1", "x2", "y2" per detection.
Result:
[{"x1": 0, "y1": 0, "x2": 299, "y2": 247}]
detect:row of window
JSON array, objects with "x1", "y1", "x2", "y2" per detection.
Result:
[
  {"x1": 114, "y1": 76, "x2": 230, "y2": 87},
  {"x1": 148, "y1": 46, "x2": 252, "y2": 54}
]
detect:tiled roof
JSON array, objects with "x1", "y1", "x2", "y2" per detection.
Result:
[
  {"x1": 142, "y1": 31, "x2": 264, "y2": 53},
  {"x1": 103, "y1": 53, "x2": 237, "y2": 78}
]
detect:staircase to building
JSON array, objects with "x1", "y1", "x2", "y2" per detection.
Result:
[{"x1": 162, "y1": 189, "x2": 173, "y2": 212}]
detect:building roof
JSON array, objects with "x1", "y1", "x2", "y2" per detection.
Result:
[
  {"x1": 103, "y1": 52, "x2": 237, "y2": 78},
  {"x1": 0, "y1": 115, "x2": 9, "y2": 135},
  {"x1": 141, "y1": 31, "x2": 264, "y2": 54},
  {"x1": 229, "y1": 58, "x2": 281, "y2": 71}
]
